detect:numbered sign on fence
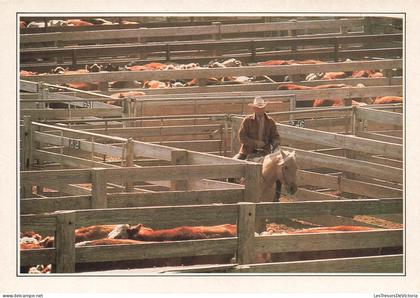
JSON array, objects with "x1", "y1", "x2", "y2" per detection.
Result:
[
  {"x1": 82, "y1": 101, "x2": 93, "y2": 108},
  {"x1": 69, "y1": 139, "x2": 81, "y2": 150},
  {"x1": 288, "y1": 120, "x2": 305, "y2": 128}
]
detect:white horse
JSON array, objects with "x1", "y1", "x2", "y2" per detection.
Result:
[{"x1": 246, "y1": 148, "x2": 298, "y2": 202}]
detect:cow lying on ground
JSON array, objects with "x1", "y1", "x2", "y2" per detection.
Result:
[
  {"x1": 109, "y1": 223, "x2": 237, "y2": 241},
  {"x1": 107, "y1": 90, "x2": 145, "y2": 105},
  {"x1": 373, "y1": 96, "x2": 403, "y2": 104},
  {"x1": 277, "y1": 83, "x2": 368, "y2": 107}
]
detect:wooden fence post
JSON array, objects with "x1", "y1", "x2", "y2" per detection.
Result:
[
  {"x1": 230, "y1": 118, "x2": 240, "y2": 158},
  {"x1": 23, "y1": 116, "x2": 32, "y2": 171},
  {"x1": 123, "y1": 97, "x2": 133, "y2": 127},
  {"x1": 244, "y1": 163, "x2": 262, "y2": 203},
  {"x1": 244, "y1": 163, "x2": 263, "y2": 232},
  {"x1": 237, "y1": 202, "x2": 256, "y2": 265},
  {"x1": 363, "y1": 17, "x2": 374, "y2": 49},
  {"x1": 22, "y1": 116, "x2": 33, "y2": 198},
  {"x1": 125, "y1": 138, "x2": 134, "y2": 192},
  {"x1": 212, "y1": 21, "x2": 222, "y2": 40},
  {"x1": 340, "y1": 25, "x2": 349, "y2": 50},
  {"x1": 171, "y1": 149, "x2": 189, "y2": 190},
  {"x1": 55, "y1": 211, "x2": 76, "y2": 273},
  {"x1": 99, "y1": 82, "x2": 108, "y2": 92},
  {"x1": 289, "y1": 95, "x2": 296, "y2": 120},
  {"x1": 250, "y1": 40, "x2": 256, "y2": 62},
  {"x1": 91, "y1": 168, "x2": 107, "y2": 209},
  {"x1": 351, "y1": 106, "x2": 358, "y2": 135},
  {"x1": 289, "y1": 29, "x2": 298, "y2": 52}
]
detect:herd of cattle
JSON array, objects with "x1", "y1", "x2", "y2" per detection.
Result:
[
  {"x1": 21, "y1": 223, "x2": 389, "y2": 273},
  {"x1": 20, "y1": 18, "x2": 140, "y2": 28},
  {"x1": 20, "y1": 57, "x2": 402, "y2": 107}
]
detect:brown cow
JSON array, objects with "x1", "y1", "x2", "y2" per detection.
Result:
[
  {"x1": 352, "y1": 70, "x2": 384, "y2": 78},
  {"x1": 20, "y1": 70, "x2": 38, "y2": 77},
  {"x1": 277, "y1": 83, "x2": 348, "y2": 90},
  {"x1": 277, "y1": 83, "x2": 367, "y2": 107},
  {"x1": 143, "y1": 80, "x2": 169, "y2": 89},
  {"x1": 258, "y1": 59, "x2": 324, "y2": 66},
  {"x1": 322, "y1": 72, "x2": 349, "y2": 80},
  {"x1": 66, "y1": 19, "x2": 94, "y2": 26},
  {"x1": 108, "y1": 91, "x2": 145, "y2": 105},
  {"x1": 119, "y1": 224, "x2": 237, "y2": 241},
  {"x1": 50, "y1": 66, "x2": 100, "y2": 91},
  {"x1": 373, "y1": 96, "x2": 403, "y2": 104},
  {"x1": 313, "y1": 98, "x2": 364, "y2": 107},
  {"x1": 125, "y1": 62, "x2": 167, "y2": 71}
]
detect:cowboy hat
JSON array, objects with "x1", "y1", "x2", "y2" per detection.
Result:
[{"x1": 248, "y1": 96, "x2": 268, "y2": 108}]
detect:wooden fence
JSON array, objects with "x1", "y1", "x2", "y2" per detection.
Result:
[
  {"x1": 21, "y1": 59, "x2": 403, "y2": 86},
  {"x1": 20, "y1": 33, "x2": 402, "y2": 70},
  {"x1": 20, "y1": 198, "x2": 403, "y2": 273},
  {"x1": 20, "y1": 18, "x2": 367, "y2": 45}
]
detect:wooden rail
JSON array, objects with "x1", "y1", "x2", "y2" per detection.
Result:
[
  {"x1": 20, "y1": 33, "x2": 401, "y2": 66},
  {"x1": 20, "y1": 18, "x2": 366, "y2": 44},
  {"x1": 21, "y1": 59, "x2": 403, "y2": 84}
]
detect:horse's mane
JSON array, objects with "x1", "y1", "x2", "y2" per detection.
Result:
[{"x1": 264, "y1": 149, "x2": 294, "y2": 164}]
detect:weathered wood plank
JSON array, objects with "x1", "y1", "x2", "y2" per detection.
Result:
[
  {"x1": 355, "y1": 107, "x2": 403, "y2": 126},
  {"x1": 132, "y1": 141, "x2": 173, "y2": 161},
  {"x1": 91, "y1": 168, "x2": 107, "y2": 209},
  {"x1": 33, "y1": 122, "x2": 127, "y2": 142},
  {"x1": 21, "y1": 108, "x2": 122, "y2": 119},
  {"x1": 256, "y1": 198, "x2": 402, "y2": 219},
  {"x1": 237, "y1": 203, "x2": 256, "y2": 264},
  {"x1": 33, "y1": 149, "x2": 117, "y2": 170},
  {"x1": 76, "y1": 238, "x2": 237, "y2": 263},
  {"x1": 189, "y1": 179, "x2": 245, "y2": 190},
  {"x1": 355, "y1": 131, "x2": 403, "y2": 144},
  {"x1": 244, "y1": 163, "x2": 262, "y2": 203},
  {"x1": 83, "y1": 124, "x2": 222, "y2": 138},
  {"x1": 255, "y1": 229, "x2": 402, "y2": 253},
  {"x1": 21, "y1": 195, "x2": 92, "y2": 214},
  {"x1": 107, "y1": 189, "x2": 244, "y2": 207},
  {"x1": 34, "y1": 131, "x2": 124, "y2": 157},
  {"x1": 20, "y1": 248, "x2": 56, "y2": 267},
  {"x1": 296, "y1": 214, "x2": 384, "y2": 228},
  {"x1": 228, "y1": 254, "x2": 403, "y2": 273},
  {"x1": 340, "y1": 177, "x2": 402, "y2": 198},
  {"x1": 188, "y1": 150, "x2": 247, "y2": 165},
  {"x1": 293, "y1": 188, "x2": 341, "y2": 201},
  {"x1": 157, "y1": 140, "x2": 222, "y2": 152},
  {"x1": 21, "y1": 168, "x2": 91, "y2": 185},
  {"x1": 55, "y1": 211, "x2": 76, "y2": 273},
  {"x1": 74, "y1": 204, "x2": 239, "y2": 229},
  {"x1": 297, "y1": 170, "x2": 402, "y2": 197},
  {"x1": 103, "y1": 164, "x2": 246, "y2": 182}
]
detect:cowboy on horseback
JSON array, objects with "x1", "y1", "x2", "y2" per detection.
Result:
[{"x1": 233, "y1": 96, "x2": 283, "y2": 200}]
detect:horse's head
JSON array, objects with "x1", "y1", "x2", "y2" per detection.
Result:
[{"x1": 276, "y1": 150, "x2": 298, "y2": 195}]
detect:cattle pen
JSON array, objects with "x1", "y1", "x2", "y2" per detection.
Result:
[{"x1": 19, "y1": 15, "x2": 404, "y2": 274}]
